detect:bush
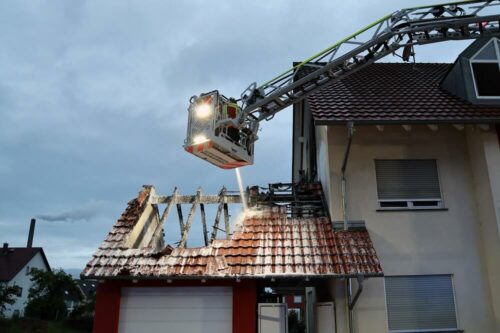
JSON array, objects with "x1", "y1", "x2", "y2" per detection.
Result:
[
  {"x1": 0, "y1": 284, "x2": 22, "y2": 317},
  {"x1": 0, "y1": 318, "x2": 92, "y2": 333}
]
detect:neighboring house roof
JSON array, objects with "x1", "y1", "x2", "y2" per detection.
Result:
[
  {"x1": 64, "y1": 280, "x2": 97, "y2": 303},
  {"x1": 307, "y1": 63, "x2": 500, "y2": 125},
  {"x1": 82, "y1": 187, "x2": 383, "y2": 279},
  {"x1": 76, "y1": 279, "x2": 97, "y2": 299},
  {"x1": 0, "y1": 247, "x2": 50, "y2": 282}
]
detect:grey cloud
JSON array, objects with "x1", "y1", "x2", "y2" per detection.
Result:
[
  {"x1": 0, "y1": 0, "x2": 474, "y2": 270},
  {"x1": 36, "y1": 210, "x2": 95, "y2": 223},
  {"x1": 36, "y1": 202, "x2": 104, "y2": 223}
]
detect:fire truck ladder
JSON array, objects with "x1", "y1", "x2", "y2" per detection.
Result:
[{"x1": 240, "y1": 0, "x2": 500, "y2": 122}]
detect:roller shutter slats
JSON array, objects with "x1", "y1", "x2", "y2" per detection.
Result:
[
  {"x1": 385, "y1": 275, "x2": 457, "y2": 331},
  {"x1": 375, "y1": 160, "x2": 442, "y2": 200}
]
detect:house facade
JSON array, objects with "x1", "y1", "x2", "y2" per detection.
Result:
[
  {"x1": 0, "y1": 219, "x2": 50, "y2": 318},
  {"x1": 84, "y1": 38, "x2": 499, "y2": 333},
  {"x1": 0, "y1": 245, "x2": 50, "y2": 317},
  {"x1": 292, "y1": 38, "x2": 500, "y2": 332}
]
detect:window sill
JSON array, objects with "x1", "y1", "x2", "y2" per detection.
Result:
[
  {"x1": 389, "y1": 329, "x2": 465, "y2": 333},
  {"x1": 376, "y1": 208, "x2": 448, "y2": 212}
]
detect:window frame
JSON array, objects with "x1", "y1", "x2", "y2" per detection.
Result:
[
  {"x1": 469, "y1": 38, "x2": 500, "y2": 100},
  {"x1": 374, "y1": 159, "x2": 445, "y2": 211},
  {"x1": 383, "y1": 274, "x2": 460, "y2": 333}
]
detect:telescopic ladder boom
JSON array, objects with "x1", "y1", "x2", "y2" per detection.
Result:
[
  {"x1": 241, "y1": 0, "x2": 500, "y2": 121},
  {"x1": 184, "y1": 0, "x2": 500, "y2": 169}
]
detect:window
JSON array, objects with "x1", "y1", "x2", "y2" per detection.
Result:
[
  {"x1": 470, "y1": 38, "x2": 500, "y2": 98},
  {"x1": 385, "y1": 275, "x2": 458, "y2": 332},
  {"x1": 375, "y1": 159, "x2": 443, "y2": 210},
  {"x1": 293, "y1": 296, "x2": 302, "y2": 304},
  {"x1": 14, "y1": 286, "x2": 22, "y2": 297}
]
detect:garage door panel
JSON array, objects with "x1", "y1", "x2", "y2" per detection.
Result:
[
  {"x1": 123, "y1": 286, "x2": 231, "y2": 296},
  {"x1": 120, "y1": 307, "x2": 232, "y2": 322},
  {"x1": 119, "y1": 287, "x2": 232, "y2": 333},
  {"x1": 120, "y1": 294, "x2": 232, "y2": 309},
  {"x1": 119, "y1": 321, "x2": 231, "y2": 333}
]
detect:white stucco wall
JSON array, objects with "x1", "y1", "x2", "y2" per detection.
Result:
[
  {"x1": 320, "y1": 125, "x2": 498, "y2": 333},
  {"x1": 466, "y1": 126, "x2": 500, "y2": 328},
  {"x1": 4, "y1": 252, "x2": 49, "y2": 317},
  {"x1": 316, "y1": 125, "x2": 332, "y2": 214}
]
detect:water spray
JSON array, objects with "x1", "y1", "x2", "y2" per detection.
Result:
[{"x1": 235, "y1": 168, "x2": 248, "y2": 211}]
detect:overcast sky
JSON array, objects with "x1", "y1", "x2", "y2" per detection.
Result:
[{"x1": 0, "y1": 0, "x2": 473, "y2": 274}]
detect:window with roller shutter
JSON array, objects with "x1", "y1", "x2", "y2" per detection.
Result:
[
  {"x1": 374, "y1": 159, "x2": 444, "y2": 210},
  {"x1": 385, "y1": 275, "x2": 458, "y2": 332}
]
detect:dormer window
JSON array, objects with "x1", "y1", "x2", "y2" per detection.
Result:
[{"x1": 470, "y1": 38, "x2": 500, "y2": 98}]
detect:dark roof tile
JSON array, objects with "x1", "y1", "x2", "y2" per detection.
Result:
[
  {"x1": 0, "y1": 247, "x2": 50, "y2": 281},
  {"x1": 308, "y1": 63, "x2": 500, "y2": 123}
]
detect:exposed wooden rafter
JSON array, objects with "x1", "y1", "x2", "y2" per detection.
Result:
[
  {"x1": 178, "y1": 188, "x2": 202, "y2": 248},
  {"x1": 148, "y1": 182, "x2": 328, "y2": 250}
]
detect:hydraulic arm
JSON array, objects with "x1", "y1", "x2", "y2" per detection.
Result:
[{"x1": 184, "y1": 0, "x2": 500, "y2": 169}]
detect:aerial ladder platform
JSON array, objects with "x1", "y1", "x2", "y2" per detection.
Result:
[{"x1": 184, "y1": 0, "x2": 500, "y2": 169}]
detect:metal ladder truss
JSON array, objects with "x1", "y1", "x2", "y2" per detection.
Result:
[{"x1": 240, "y1": 0, "x2": 500, "y2": 122}]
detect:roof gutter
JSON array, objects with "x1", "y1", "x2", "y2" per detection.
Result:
[
  {"x1": 81, "y1": 272, "x2": 383, "y2": 281},
  {"x1": 314, "y1": 118, "x2": 500, "y2": 126}
]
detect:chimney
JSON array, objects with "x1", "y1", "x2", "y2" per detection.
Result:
[
  {"x1": 27, "y1": 218, "x2": 36, "y2": 248},
  {"x1": 2, "y1": 243, "x2": 8, "y2": 255}
]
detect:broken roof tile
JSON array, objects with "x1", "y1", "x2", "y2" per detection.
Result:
[{"x1": 82, "y1": 188, "x2": 383, "y2": 280}]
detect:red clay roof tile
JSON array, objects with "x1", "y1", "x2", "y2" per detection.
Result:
[{"x1": 82, "y1": 191, "x2": 383, "y2": 279}]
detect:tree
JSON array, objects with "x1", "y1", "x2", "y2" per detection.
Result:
[
  {"x1": 0, "y1": 284, "x2": 21, "y2": 317},
  {"x1": 24, "y1": 268, "x2": 82, "y2": 320},
  {"x1": 69, "y1": 292, "x2": 96, "y2": 319}
]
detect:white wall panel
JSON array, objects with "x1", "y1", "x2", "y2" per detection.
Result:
[{"x1": 119, "y1": 287, "x2": 232, "y2": 333}]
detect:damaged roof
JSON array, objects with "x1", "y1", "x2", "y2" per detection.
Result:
[
  {"x1": 82, "y1": 186, "x2": 382, "y2": 279},
  {"x1": 307, "y1": 63, "x2": 500, "y2": 124}
]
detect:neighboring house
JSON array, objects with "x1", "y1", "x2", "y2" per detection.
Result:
[
  {"x1": 0, "y1": 219, "x2": 50, "y2": 318},
  {"x1": 292, "y1": 37, "x2": 500, "y2": 332},
  {"x1": 65, "y1": 279, "x2": 97, "y2": 313},
  {"x1": 77, "y1": 279, "x2": 97, "y2": 300},
  {"x1": 83, "y1": 37, "x2": 499, "y2": 333},
  {"x1": 0, "y1": 244, "x2": 50, "y2": 317}
]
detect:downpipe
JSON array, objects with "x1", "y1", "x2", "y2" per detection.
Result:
[
  {"x1": 340, "y1": 122, "x2": 362, "y2": 333},
  {"x1": 347, "y1": 276, "x2": 364, "y2": 333},
  {"x1": 341, "y1": 122, "x2": 354, "y2": 231}
]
